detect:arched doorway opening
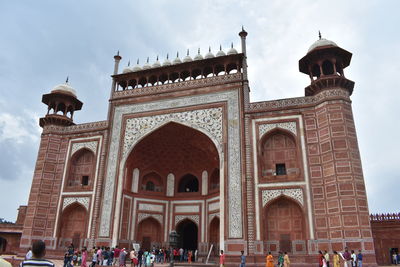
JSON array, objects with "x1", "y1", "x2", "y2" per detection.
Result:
[
  {"x1": 209, "y1": 217, "x2": 220, "y2": 256},
  {"x1": 178, "y1": 174, "x2": 199, "y2": 192},
  {"x1": 123, "y1": 122, "x2": 220, "y2": 248},
  {"x1": 0, "y1": 237, "x2": 7, "y2": 252},
  {"x1": 58, "y1": 203, "x2": 88, "y2": 248},
  {"x1": 136, "y1": 217, "x2": 162, "y2": 251},
  {"x1": 176, "y1": 219, "x2": 198, "y2": 251},
  {"x1": 264, "y1": 197, "x2": 306, "y2": 253}
]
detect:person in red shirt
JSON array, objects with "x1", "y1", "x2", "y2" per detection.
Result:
[
  {"x1": 113, "y1": 246, "x2": 120, "y2": 266},
  {"x1": 219, "y1": 250, "x2": 225, "y2": 267}
]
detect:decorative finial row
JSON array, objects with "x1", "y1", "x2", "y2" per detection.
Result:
[{"x1": 121, "y1": 44, "x2": 239, "y2": 74}]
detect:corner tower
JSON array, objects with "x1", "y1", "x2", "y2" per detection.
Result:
[
  {"x1": 298, "y1": 35, "x2": 378, "y2": 265},
  {"x1": 299, "y1": 35, "x2": 354, "y2": 96},
  {"x1": 39, "y1": 80, "x2": 83, "y2": 127}
]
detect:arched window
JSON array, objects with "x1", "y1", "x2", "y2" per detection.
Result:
[
  {"x1": 259, "y1": 131, "x2": 300, "y2": 179},
  {"x1": 178, "y1": 174, "x2": 199, "y2": 193},
  {"x1": 322, "y1": 60, "x2": 334, "y2": 75},
  {"x1": 66, "y1": 149, "x2": 95, "y2": 189}
]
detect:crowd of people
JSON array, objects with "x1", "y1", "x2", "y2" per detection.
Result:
[
  {"x1": 14, "y1": 240, "x2": 372, "y2": 267},
  {"x1": 59, "y1": 245, "x2": 197, "y2": 267}
]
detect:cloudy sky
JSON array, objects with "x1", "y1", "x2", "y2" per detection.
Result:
[{"x1": 0, "y1": 0, "x2": 399, "y2": 221}]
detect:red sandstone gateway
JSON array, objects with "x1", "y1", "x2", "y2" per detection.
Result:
[{"x1": 0, "y1": 29, "x2": 385, "y2": 266}]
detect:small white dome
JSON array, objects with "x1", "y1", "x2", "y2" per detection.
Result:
[
  {"x1": 152, "y1": 56, "x2": 161, "y2": 68},
  {"x1": 205, "y1": 47, "x2": 215, "y2": 59},
  {"x1": 163, "y1": 54, "x2": 171, "y2": 66},
  {"x1": 227, "y1": 43, "x2": 238, "y2": 55},
  {"x1": 122, "y1": 67, "x2": 133, "y2": 73},
  {"x1": 183, "y1": 49, "x2": 193, "y2": 63},
  {"x1": 51, "y1": 82, "x2": 77, "y2": 97},
  {"x1": 173, "y1": 52, "x2": 182, "y2": 65},
  {"x1": 308, "y1": 38, "x2": 337, "y2": 52},
  {"x1": 142, "y1": 57, "x2": 152, "y2": 70},
  {"x1": 216, "y1": 45, "x2": 226, "y2": 57},
  {"x1": 122, "y1": 61, "x2": 132, "y2": 73},
  {"x1": 132, "y1": 59, "x2": 142, "y2": 72},
  {"x1": 194, "y1": 48, "x2": 203, "y2": 61}
]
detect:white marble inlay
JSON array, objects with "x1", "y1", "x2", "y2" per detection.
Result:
[
  {"x1": 175, "y1": 215, "x2": 200, "y2": 226},
  {"x1": 139, "y1": 203, "x2": 163, "y2": 212},
  {"x1": 63, "y1": 197, "x2": 90, "y2": 210},
  {"x1": 259, "y1": 121, "x2": 297, "y2": 138},
  {"x1": 137, "y1": 213, "x2": 163, "y2": 225},
  {"x1": 71, "y1": 141, "x2": 98, "y2": 156},
  {"x1": 175, "y1": 205, "x2": 199, "y2": 213},
  {"x1": 208, "y1": 202, "x2": 219, "y2": 211},
  {"x1": 262, "y1": 188, "x2": 304, "y2": 206}
]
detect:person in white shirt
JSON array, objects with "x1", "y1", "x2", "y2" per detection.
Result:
[{"x1": 25, "y1": 248, "x2": 32, "y2": 260}]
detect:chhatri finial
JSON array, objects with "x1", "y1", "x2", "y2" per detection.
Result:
[
  {"x1": 187, "y1": 49, "x2": 190, "y2": 56},
  {"x1": 166, "y1": 53, "x2": 169, "y2": 59},
  {"x1": 146, "y1": 57, "x2": 149, "y2": 63},
  {"x1": 219, "y1": 44, "x2": 222, "y2": 51},
  {"x1": 156, "y1": 55, "x2": 159, "y2": 61},
  {"x1": 117, "y1": 50, "x2": 120, "y2": 56},
  {"x1": 318, "y1": 31, "x2": 322, "y2": 40},
  {"x1": 136, "y1": 58, "x2": 139, "y2": 64},
  {"x1": 128, "y1": 60, "x2": 130, "y2": 66},
  {"x1": 209, "y1": 46, "x2": 211, "y2": 52},
  {"x1": 176, "y1": 51, "x2": 179, "y2": 58},
  {"x1": 197, "y1": 48, "x2": 200, "y2": 54},
  {"x1": 231, "y1": 42, "x2": 234, "y2": 48},
  {"x1": 65, "y1": 76, "x2": 69, "y2": 84}
]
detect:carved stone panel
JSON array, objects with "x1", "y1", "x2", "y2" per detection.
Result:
[
  {"x1": 259, "y1": 122, "x2": 297, "y2": 138},
  {"x1": 62, "y1": 197, "x2": 90, "y2": 211},
  {"x1": 175, "y1": 215, "x2": 200, "y2": 226},
  {"x1": 262, "y1": 188, "x2": 304, "y2": 207},
  {"x1": 71, "y1": 141, "x2": 98, "y2": 156}
]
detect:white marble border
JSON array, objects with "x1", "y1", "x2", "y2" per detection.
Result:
[
  {"x1": 100, "y1": 90, "x2": 242, "y2": 244},
  {"x1": 53, "y1": 136, "x2": 102, "y2": 240},
  {"x1": 252, "y1": 115, "x2": 314, "y2": 240}
]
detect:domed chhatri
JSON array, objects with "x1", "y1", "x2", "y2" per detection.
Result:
[
  {"x1": 183, "y1": 49, "x2": 193, "y2": 63},
  {"x1": 122, "y1": 61, "x2": 132, "y2": 74},
  {"x1": 216, "y1": 45, "x2": 226, "y2": 57},
  {"x1": 299, "y1": 32, "x2": 354, "y2": 96},
  {"x1": 172, "y1": 52, "x2": 182, "y2": 65},
  {"x1": 163, "y1": 54, "x2": 171, "y2": 66},
  {"x1": 205, "y1": 47, "x2": 215, "y2": 59},
  {"x1": 132, "y1": 59, "x2": 142, "y2": 72},
  {"x1": 227, "y1": 43, "x2": 238, "y2": 55},
  {"x1": 152, "y1": 56, "x2": 161, "y2": 68},
  {"x1": 142, "y1": 57, "x2": 152, "y2": 70},
  {"x1": 40, "y1": 77, "x2": 83, "y2": 127},
  {"x1": 194, "y1": 48, "x2": 203, "y2": 61}
]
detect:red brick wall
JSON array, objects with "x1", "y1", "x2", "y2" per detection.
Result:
[
  {"x1": 304, "y1": 99, "x2": 376, "y2": 263},
  {"x1": 20, "y1": 135, "x2": 68, "y2": 250},
  {"x1": 371, "y1": 214, "x2": 400, "y2": 265}
]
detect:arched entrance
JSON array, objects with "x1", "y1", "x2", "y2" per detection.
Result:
[
  {"x1": 58, "y1": 203, "x2": 88, "y2": 248},
  {"x1": 122, "y1": 122, "x2": 220, "y2": 248},
  {"x1": 209, "y1": 217, "x2": 220, "y2": 255},
  {"x1": 264, "y1": 197, "x2": 306, "y2": 253},
  {"x1": 136, "y1": 217, "x2": 162, "y2": 250},
  {"x1": 176, "y1": 219, "x2": 198, "y2": 250}
]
